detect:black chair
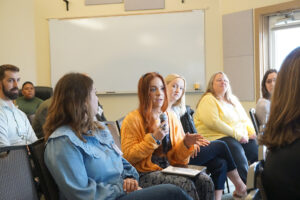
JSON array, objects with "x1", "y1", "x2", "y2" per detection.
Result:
[
  {"x1": 34, "y1": 86, "x2": 53, "y2": 101},
  {"x1": 249, "y1": 108, "x2": 260, "y2": 134},
  {"x1": 0, "y1": 145, "x2": 39, "y2": 200},
  {"x1": 105, "y1": 121, "x2": 121, "y2": 149},
  {"x1": 116, "y1": 116, "x2": 125, "y2": 134},
  {"x1": 28, "y1": 138, "x2": 59, "y2": 200}
]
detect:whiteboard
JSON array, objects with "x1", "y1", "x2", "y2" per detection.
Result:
[{"x1": 49, "y1": 11, "x2": 205, "y2": 93}]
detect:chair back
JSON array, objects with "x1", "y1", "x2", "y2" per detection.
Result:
[
  {"x1": 34, "y1": 87, "x2": 53, "y2": 101},
  {"x1": 28, "y1": 138, "x2": 59, "y2": 200},
  {"x1": 105, "y1": 121, "x2": 121, "y2": 149},
  {"x1": 0, "y1": 145, "x2": 38, "y2": 200},
  {"x1": 116, "y1": 116, "x2": 125, "y2": 134},
  {"x1": 249, "y1": 108, "x2": 260, "y2": 134}
]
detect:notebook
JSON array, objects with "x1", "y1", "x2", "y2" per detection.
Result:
[{"x1": 162, "y1": 166, "x2": 206, "y2": 177}]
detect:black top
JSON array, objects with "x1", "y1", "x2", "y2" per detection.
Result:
[
  {"x1": 262, "y1": 138, "x2": 300, "y2": 200},
  {"x1": 180, "y1": 106, "x2": 197, "y2": 134}
]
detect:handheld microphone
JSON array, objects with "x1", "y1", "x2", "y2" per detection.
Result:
[{"x1": 159, "y1": 113, "x2": 168, "y2": 131}]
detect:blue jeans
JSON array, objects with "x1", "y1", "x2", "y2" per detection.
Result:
[
  {"x1": 218, "y1": 137, "x2": 258, "y2": 183},
  {"x1": 118, "y1": 184, "x2": 192, "y2": 200},
  {"x1": 189, "y1": 140, "x2": 236, "y2": 190}
]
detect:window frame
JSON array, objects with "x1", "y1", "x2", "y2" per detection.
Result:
[{"x1": 254, "y1": 0, "x2": 300, "y2": 101}]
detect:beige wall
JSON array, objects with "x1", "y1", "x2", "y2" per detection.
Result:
[
  {"x1": 221, "y1": 0, "x2": 294, "y2": 14},
  {"x1": 34, "y1": 0, "x2": 223, "y2": 120},
  {"x1": 0, "y1": 0, "x2": 37, "y2": 85},
  {"x1": 7, "y1": 0, "x2": 291, "y2": 120}
]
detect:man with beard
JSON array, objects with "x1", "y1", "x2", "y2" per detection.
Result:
[{"x1": 0, "y1": 64, "x2": 37, "y2": 147}]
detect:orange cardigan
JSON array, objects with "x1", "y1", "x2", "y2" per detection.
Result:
[{"x1": 121, "y1": 110, "x2": 194, "y2": 172}]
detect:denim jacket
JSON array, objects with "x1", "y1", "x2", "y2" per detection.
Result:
[{"x1": 44, "y1": 123, "x2": 139, "y2": 200}]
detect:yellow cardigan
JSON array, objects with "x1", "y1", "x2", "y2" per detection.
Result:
[
  {"x1": 121, "y1": 109, "x2": 194, "y2": 172},
  {"x1": 194, "y1": 93, "x2": 255, "y2": 141}
]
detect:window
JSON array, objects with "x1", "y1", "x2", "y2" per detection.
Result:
[{"x1": 269, "y1": 11, "x2": 300, "y2": 70}]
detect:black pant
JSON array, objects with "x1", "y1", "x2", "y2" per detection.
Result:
[
  {"x1": 189, "y1": 140, "x2": 236, "y2": 190},
  {"x1": 217, "y1": 137, "x2": 258, "y2": 183}
]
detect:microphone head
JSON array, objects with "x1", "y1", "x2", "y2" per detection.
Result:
[{"x1": 160, "y1": 113, "x2": 167, "y2": 123}]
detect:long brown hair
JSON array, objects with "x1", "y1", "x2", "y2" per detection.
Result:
[
  {"x1": 261, "y1": 69, "x2": 277, "y2": 99},
  {"x1": 138, "y1": 72, "x2": 168, "y2": 133},
  {"x1": 260, "y1": 47, "x2": 300, "y2": 149},
  {"x1": 197, "y1": 72, "x2": 234, "y2": 108},
  {"x1": 44, "y1": 73, "x2": 104, "y2": 142}
]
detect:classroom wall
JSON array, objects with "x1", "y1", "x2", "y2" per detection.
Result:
[
  {"x1": 0, "y1": 0, "x2": 37, "y2": 84},
  {"x1": 34, "y1": 0, "x2": 223, "y2": 120},
  {"x1": 32, "y1": 0, "x2": 294, "y2": 120},
  {"x1": 221, "y1": 0, "x2": 294, "y2": 14},
  {"x1": 1, "y1": 0, "x2": 292, "y2": 120}
]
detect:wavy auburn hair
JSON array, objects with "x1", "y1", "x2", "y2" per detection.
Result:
[
  {"x1": 138, "y1": 72, "x2": 168, "y2": 133},
  {"x1": 44, "y1": 73, "x2": 104, "y2": 142},
  {"x1": 260, "y1": 47, "x2": 300, "y2": 149}
]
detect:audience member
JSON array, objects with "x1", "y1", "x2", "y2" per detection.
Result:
[
  {"x1": 44, "y1": 73, "x2": 192, "y2": 200},
  {"x1": 165, "y1": 74, "x2": 247, "y2": 199},
  {"x1": 121, "y1": 72, "x2": 214, "y2": 200},
  {"x1": 260, "y1": 47, "x2": 300, "y2": 200},
  {"x1": 16, "y1": 81, "x2": 43, "y2": 115},
  {"x1": 0, "y1": 64, "x2": 37, "y2": 147},
  {"x1": 32, "y1": 97, "x2": 52, "y2": 138},
  {"x1": 193, "y1": 72, "x2": 258, "y2": 183},
  {"x1": 255, "y1": 69, "x2": 277, "y2": 132}
]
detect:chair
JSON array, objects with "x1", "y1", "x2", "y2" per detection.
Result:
[
  {"x1": 105, "y1": 121, "x2": 121, "y2": 149},
  {"x1": 34, "y1": 86, "x2": 53, "y2": 101},
  {"x1": 28, "y1": 138, "x2": 59, "y2": 200},
  {"x1": 116, "y1": 116, "x2": 125, "y2": 134},
  {"x1": 249, "y1": 108, "x2": 260, "y2": 135},
  {"x1": 0, "y1": 145, "x2": 39, "y2": 200},
  {"x1": 245, "y1": 161, "x2": 268, "y2": 200}
]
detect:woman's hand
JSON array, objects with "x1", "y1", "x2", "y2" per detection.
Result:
[
  {"x1": 191, "y1": 144, "x2": 200, "y2": 158},
  {"x1": 249, "y1": 134, "x2": 256, "y2": 140},
  {"x1": 152, "y1": 121, "x2": 169, "y2": 141},
  {"x1": 184, "y1": 133, "x2": 203, "y2": 148},
  {"x1": 239, "y1": 136, "x2": 249, "y2": 144},
  {"x1": 123, "y1": 178, "x2": 139, "y2": 193}
]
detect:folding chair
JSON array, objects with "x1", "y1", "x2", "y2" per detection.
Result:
[
  {"x1": 0, "y1": 145, "x2": 38, "y2": 200},
  {"x1": 28, "y1": 138, "x2": 59, "y2": 200}
]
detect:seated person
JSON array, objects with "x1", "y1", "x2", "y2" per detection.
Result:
[
  {"x1": 193, "y1": 72, "x2": 258, "y2": 184},
  {"x1": 255, "y1": 69, "x2": 277, "y2": 132},
  {"x1": 32, "y1": 98, "x2": 52, "y2": 139},
  {"x1": 260, "y1": 47, "x2": 300, "y2": 200},
  {"x1": 44, "y1": 73, "x2": 192, "y2": 200},
  {"x1": 121, "y1": 72, "x2": 214, "y2": 200},
  {"x1": 0, "y1": 64, "x2": 37, "y2": 147},
  {"x1": 16, "y1": 81, "x2": 43, "y2": 115},
  {"x1": 165, "y1": 74, "x2": 246, "y2": 200}
]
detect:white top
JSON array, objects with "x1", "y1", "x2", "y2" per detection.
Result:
[
  {"x1": 255, "y1": 98, "x2": 270, "y2": 131},
  {"x1": 0, "y1": 99, "x2": 37, "y2": 147}
]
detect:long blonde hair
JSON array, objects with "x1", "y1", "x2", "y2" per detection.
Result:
[
  {"x1": 197, "y1": 72, "x2": 234, "y2": 108},
  {"x1": 165, "y1": 74, "x2": 186, "y2": 117},
  {"x1": 260, "y1": 47, "x2": 300, "y2": 149}
]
